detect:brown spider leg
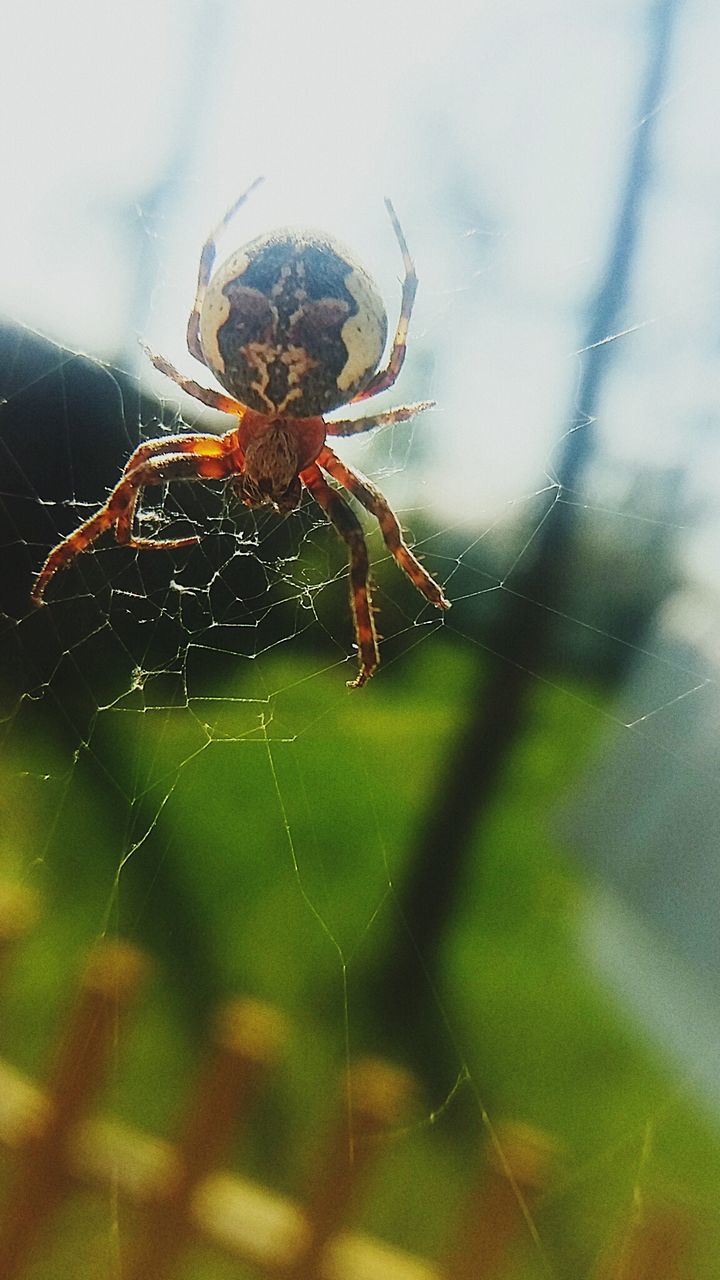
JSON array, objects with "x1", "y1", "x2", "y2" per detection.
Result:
[
  {"x1": 142, "y1": 345, "x2": 243, "y2": 415},
  {"x1": 114, "y1": 432, "x2": 231, "y2": 545},
  {"x1": 318, "y1": 446, "x2": 450, "y2": 611},
  {"x1": 185, "y1": 176, "x2": 265, "y2": 362},
  {"x1": 31, "y1": 449, "x2": 236, "y2": 607},
  {"x1": 350, "y1": 199, "x2": 418, "y2": 405},
  {"x1": 114, "y1": 484, "x2": 203, "y2": 552},
  {"x1": 300, "y1": 463, "x2": 379, "y2": 688},
  {"x1": 325, "y1": 401, "x2": 435, "y2": 438},
  {"x1": 118, "y1": 431, "x2": 230, "y2": 475}
]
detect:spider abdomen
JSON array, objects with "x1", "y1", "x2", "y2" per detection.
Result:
[{"x1": 199, "y1": 230, "x2": 388, "y2": 418}]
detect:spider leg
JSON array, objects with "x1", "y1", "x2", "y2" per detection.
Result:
[
  {"x1": 116, "y1": 482, "x2": 201, "y2": 553},
  {"x1": 350, "y1": 199, "x2": 418, "y2": 405},
  {"x1": 300, "y1": 463, "x2": 379, "y2": 688},
  {"x1": 32, "y1": 446, "x2": 236, "y2": 606},
  {"x1": 318, "y1": 446, "x2": 450, "y2": 611},
  {"x1": 142, "y1": 345, "x2": 242, "y2": 415},
  {"x1": 118, "y1": 432, "x2": 230, "y2": 475},
  {"x1": 114, "y1": 432, "x2": 230, "y2": 544},
  {"x1": 185, "y1": 176, "x2": 265, "y2": 362},
  {"x1": 325, "y1": 401, "x2": 435, "y2": 438}
]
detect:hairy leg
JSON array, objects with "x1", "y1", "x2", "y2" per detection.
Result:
[
  {"x1": 318, "y1": 446, "x2": 450, "y2": 611},
  {"x1": 325, "y1": 401, "x2": 435, "y2": 438},
  {"x1": 32, "y1": 449, "x2": 236, "y2": 606},
  {"x1": 185, "y1": 177, "x2": 265, "y2": 362},
  {"x1": 142, "y1": 345, "x2": 241, "y2": 415},
  {"x1": 300, "y1": 463, "x2": 379, "y2": 688},
  {"x1": 350, "y1": 199, "x2": 418, "y2": 404},
  {"x1": 114, "y1": 432, "x2": 230, "y2": 542}
]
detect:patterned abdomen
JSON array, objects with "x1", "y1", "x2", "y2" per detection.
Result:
[{"x1": 199, "y1": 230, "x2": 388, "y2": 417}]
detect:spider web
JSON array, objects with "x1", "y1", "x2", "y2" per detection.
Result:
[{"x1": 3, "y1": 0, "x2": 720, "y2": 1275}]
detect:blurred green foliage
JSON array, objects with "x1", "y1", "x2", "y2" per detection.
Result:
[{"x1": 1, "y1": 642, "x2": 718, "y2": 1276}]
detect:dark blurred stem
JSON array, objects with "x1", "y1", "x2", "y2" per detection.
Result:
[{"x1": 373, "y1": 0, "x2": 683, "y2": 1055}]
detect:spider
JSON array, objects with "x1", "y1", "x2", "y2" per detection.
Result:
[{"x1": 31, "y1": 178, "x2": 450, "y2": 686}]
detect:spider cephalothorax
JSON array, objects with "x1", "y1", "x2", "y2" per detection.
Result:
[
  {"x1": 32, "y1": 178, "x2": 450, "y2": 687},
  {"x1": 234, "y1": 413, "x2": 324, "y2": 510}
]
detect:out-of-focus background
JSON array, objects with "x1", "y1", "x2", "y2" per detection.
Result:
[{"x1": 2, "y1": 0, "x2": 720, "y2": 1275}]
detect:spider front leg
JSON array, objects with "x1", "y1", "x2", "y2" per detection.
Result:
[
  {"x1": 350, "y1": 199, "x2": 418, "y2": 405},
  {"x1": 113, "y1": 431, "x2": 231, "y2": 546},
  {"x1": 318, "y1": 446, "x2": 450, "y2": 612},
  {"x1": 32, "y1": 444, "x2": 236, "y2": 606},
  {"x1": 301, "y1": 463, "x2": 379, "y2": 688}
]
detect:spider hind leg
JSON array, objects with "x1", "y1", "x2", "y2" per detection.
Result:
[
  {"x1": 185, "y1": 177, "x2": 265, "y2": 363},
  {"x1": 350, "y1": 199, "x2": 418, "y2": 405}
]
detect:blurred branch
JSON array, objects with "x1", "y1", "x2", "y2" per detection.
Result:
[{"x1": 371, "y1": 0, "x2": 685, "y2": 1065}]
